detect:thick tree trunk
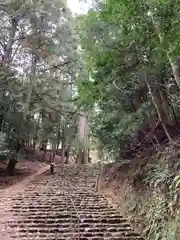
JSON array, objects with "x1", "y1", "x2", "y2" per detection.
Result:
[
  {"x1": 6, "y1": 156, "x2": 17, "y2": 176},
  {"x1": 152, "y1": 87, "x2": 172, "y2": 125},
  {"x1": 64, "y1": 145, "x2": 70, "y2": 164},
  {"x1": 145, "y1": 74, "x2": 178, "y2": 145},
  {"x1": 78, "y1": 149, "x2": 86, "y2": 164},
  {"x1": 2, "y1": 17, "x2": 18, "y2": 63},
  {"x1": 6, "y1": 138, "x2": 23, "y2": 176},
  {"x1": 42, "y1": 150, "x2": 47, "y2": 162},
  {"x1": 42, "y1": 141, "x2": 47, "y2": 161},
  {"x1": 75, "y1": 153, "x2": 79, "y2": 164},
  {"x1": 159, "y1": 87, "x2": 174, "y2": 125},
  {"x1": 77, "y1": 112, "x2": 89, "y2": 165}
]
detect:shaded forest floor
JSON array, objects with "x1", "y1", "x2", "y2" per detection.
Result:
[
  {"x1": 0, "y1": 148, "x2": 74, "y2": 190},
  {"x1": 0, "y1": 160, "x2": 47, "y2": 189}
]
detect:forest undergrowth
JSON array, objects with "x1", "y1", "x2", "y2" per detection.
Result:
[{"x1": 99, "y1": 143, "x2": 180, "y2": 240}]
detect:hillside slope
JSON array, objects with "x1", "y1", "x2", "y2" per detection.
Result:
[{"x1": 98, "y1": 145, "x2": 180, "y2": 240}]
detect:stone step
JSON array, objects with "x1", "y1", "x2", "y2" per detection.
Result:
[{"x1": 0, "y1": 165, "x2": 145, "y2": 240}]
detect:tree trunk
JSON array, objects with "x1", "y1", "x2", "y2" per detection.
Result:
[
  {"x1": 32, "y1": 140, "x2": 36, "y2": 149},
  {"x1": 152, "y1": 87, "x2": 172, "y2": 125},
  {"x1": 42, "y1": 141, "x2": 47, "y2": 161},
  {"x1": 145, "y1": 73, "x2": 178, "y2": 145},
  {"x1": 64, "y1": 145, "x2": 70, "y2": 164},
  {"x1": 88, "y1": 148, "x2": 92, "y2": 163},
  {"x1": 34, "y1": 113, "x2": 41, "y2": 149},
  {"x1": 77, "y1": 112, "x2": 89, "y2": 165},
  {"x1": 2, "y1": 17, "x2": 18, "y2": 63},
  {"x1": 6, "y1": 138, "x2": 22, "y2": 176},
  {"x1": 6, "y1": 156, "x2": 17, "y2": 176},
  {"x1": 79, "y1": 149, "x2": 86, "y2": 164},
  {"x1": 61, "y1": 137, "x2": 65, "y2": 164},
  {"x1": 75, "y1": 153, "x2": 79, "y2": 164},
  {"x1": 1, "y1": 17, "x2": 19, "y2": 176},
  {"x1": 0, "y1": 106, "x2": 5, "y2": 132},
  {"x1": 42, "y1": 150, "x2": 47, "y2": 162},
  {"x1": 52, "y1": 140, "x2": 56, "y2": 163},
  {"x1": 158, "y1": 87, "x2": 174, "y2": 125},
  {"x1": 55, "y1": 124, "x2": 61, "y2": 151}
]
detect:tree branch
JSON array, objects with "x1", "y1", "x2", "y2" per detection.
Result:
[{"x1": 39, "y1": 60, "x2": 77, "y2": 73}]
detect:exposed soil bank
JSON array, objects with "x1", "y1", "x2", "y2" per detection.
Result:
[{"x1": 98, "y1": 146, "x2": 180, "y2": 239}]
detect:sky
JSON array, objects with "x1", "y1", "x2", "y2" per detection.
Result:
[{"x1": 67, "y1": 0, "x2": 92, "y2": 14}]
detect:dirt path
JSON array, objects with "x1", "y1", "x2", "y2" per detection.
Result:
[
  {"x1": 0, "y1": 164, "x2": 49, "y2": 195},
  {"x1": 0, "y1": 160, "x2": 48, "y2": 190},
  {"x1": 0, "y1": 164, "x2": 145, "y2": 240}
]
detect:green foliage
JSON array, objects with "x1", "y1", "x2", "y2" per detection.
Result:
[
  {"x1": 75, "y1": 3, "x2": 180, "y2": 237},
  {"x1": 144, "y1": 195, "x2": 179, "y2": 240},
  {"x1": 0, "y1": 0, "x2": 80, "y2": 164},
  {"x1": 76, "y1": 0, "x2": 180, "y2": 158},
  {"x1": 122, "y1": 161, "x2": 180, "y2": 240}
]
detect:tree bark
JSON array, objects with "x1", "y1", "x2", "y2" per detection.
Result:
[
  {"x1": 87, "y1": 148, "x2": 91, "y2": 163},
  {"x1": 42, "y1": 141, "x2": 47, "y2": 161},
  {"x1": 56, "y1": 124, "x2": 61, "y2": 150},
  {"x1": 6, "y1": 156, "x2": 17, "y2": 176},
  {"x1": 2, "y1": 17, "x2": 18, "y2": 63},
  {"x1": 145, "y1": 73, "x2": 179, "y2": 145},
  {"x1": 135, "y1": 36, "x2": 178, "y2": 145},
  {"x1": 6, "y1": 138, "x2": 22, "y2": 176},
  {"x1": 60, "y1": 117, "x2": 66, "y2": 164},
  {"x1": 77, "y1": 112, "x2": 89, "y2": 165},
  {"x1": 64, "y1": 145, "x2": 70, "y2": 164},
  {"x1": 61, "y1": 135, "x2": 65, "y2": 164},
  {"x1": 159, "y1": 87, "x2": 174, "y2": 125},
  {"x1": 0, "y1": 103, "x2": 5, "y2": 132},
  {"x1": 152, "y1": 86, "x2": 172, "y2": 125},
  {"x1": 52, "y1": 140, "x2": 56, "y2": 163}
]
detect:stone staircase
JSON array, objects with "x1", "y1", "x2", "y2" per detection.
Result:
[{"x1": 0, "y1": 164, "x2": 145, "y2": 240}]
